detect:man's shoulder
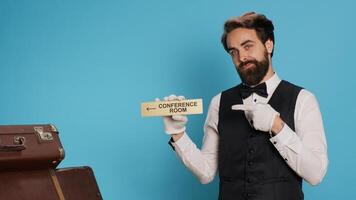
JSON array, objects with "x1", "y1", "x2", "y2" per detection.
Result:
[
  {"x1": 298, "y1": 88, "x2": 318, "y2": 104},
  {"x1": 281, "y1": 80, "x2": 319, "y2": 105},
  {"x1": 209, "y1": 93, "x2": 221, "y2": 108},
  {"x1": 280, "y1": 80, "x2": 316, "y2": 97}
]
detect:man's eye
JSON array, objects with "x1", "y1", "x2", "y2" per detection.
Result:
[
  {"x1": 229, "y1": 50, "x2": 238, "y2": 57},
  {"x1": 244, "y1": 45, "x2": 252, "y2": 50}
]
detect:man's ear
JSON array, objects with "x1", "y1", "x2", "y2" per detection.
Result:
[{"x1": 265, "y1": 39, "x2": 274, "y2": 54}]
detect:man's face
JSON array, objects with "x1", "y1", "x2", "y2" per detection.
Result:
[{"x1": 226, "y1": 28, "x2": 271, "y2": 86}]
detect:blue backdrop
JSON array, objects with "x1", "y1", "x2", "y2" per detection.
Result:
[{"x1": 0, "y1": 0, "x2": 354, "y2": 199}]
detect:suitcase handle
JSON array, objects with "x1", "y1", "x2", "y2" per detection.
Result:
[
  {"x1": 0, "y1": 144, "x2": 26, "y2": 151},
  {"x1": 0, "y1": 136, "x2": 26, "y2": 151}
]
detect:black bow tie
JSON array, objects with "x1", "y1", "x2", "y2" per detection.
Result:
[{"x1": 240, "y1": 83, "x2": 268, "y2": 99}]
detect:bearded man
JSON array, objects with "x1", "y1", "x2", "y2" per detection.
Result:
[{"x1": 158, "y1": 12, "x2": 328, "y2": 200}]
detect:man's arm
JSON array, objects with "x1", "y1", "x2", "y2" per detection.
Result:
[
  {"x1": 270, "y1": 89, "x2": 329, "y2": 185},
  {"x1": 169, "y1": 94, "x2": 220, "y2": 184}
]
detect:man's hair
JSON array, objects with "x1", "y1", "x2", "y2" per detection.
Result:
[{"x1": 221, "y1": 12, "x2": 275, "y2": 57}]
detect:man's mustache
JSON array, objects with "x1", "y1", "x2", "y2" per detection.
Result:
[{"x1": 239, "y1": 60, "x2": 257, "y2": 69}]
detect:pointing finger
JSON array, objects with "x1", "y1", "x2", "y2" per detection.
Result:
[{"x1": 231, "y1": 104, "x2": 255, "y2": 111}]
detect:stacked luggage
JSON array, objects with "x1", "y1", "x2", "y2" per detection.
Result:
[{"x1": 0, "y1": 124, "x2": 103, "y2": 200}]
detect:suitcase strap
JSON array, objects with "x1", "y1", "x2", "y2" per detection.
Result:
[
  {"x1": 0, "y1": 137, "x2": 26, "y2": 151},
  {"x1": 0, "y1": 144, "x2": 26, "y2": 151},
  {"x1": 49, "y1": 169, "x2": 66, "y2": 200}
]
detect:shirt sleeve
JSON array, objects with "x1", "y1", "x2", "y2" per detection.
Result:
[
  {"x1": 170, "y1": 94, "x2": 220, "y2": 184},
  {"x1": 269, "y1": 89, "x2": 329, "y2": 185}
]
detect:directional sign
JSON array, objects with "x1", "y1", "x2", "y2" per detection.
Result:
[{"x1": 141, "y1": 99, "x2": 203, "y2": 117}]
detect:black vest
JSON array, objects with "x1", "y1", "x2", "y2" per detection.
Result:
[{"x1": 218, "y1": 80, "x2": 304, "y2": 200}]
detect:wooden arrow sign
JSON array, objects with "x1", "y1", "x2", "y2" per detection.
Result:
[{"x1": 141, "y1": 99, "x2": 203, "y2": 117}]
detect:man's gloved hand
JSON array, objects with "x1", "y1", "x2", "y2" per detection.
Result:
[
  {"x1": 231, "y1": 103, "x2": 279, "y2": 133},
  {"x1": 155, "y1": 94, "x2": 188, "y2": 135}
]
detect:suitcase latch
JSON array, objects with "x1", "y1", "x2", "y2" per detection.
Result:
[
  {"x1": 14, "y1": 136, "x2": 26, "y2": 145},
  {"x1": 34, "y1": 127, "x2": 54, "y2": 142}
]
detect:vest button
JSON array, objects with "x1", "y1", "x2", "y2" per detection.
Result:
[
  {"x1": 249, "y1": 148, "x2": 255, "y2": 153},
  {"x1": 247, "y1": 178, "x2": 253, "y2": 183},
  {"x1": 248, "y1": 161, "x2": 253, "y2": 166}
]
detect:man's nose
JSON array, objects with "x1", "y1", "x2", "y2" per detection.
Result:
[{"x1": 239, "y1": 51, "x2": 248, "y2": 62}]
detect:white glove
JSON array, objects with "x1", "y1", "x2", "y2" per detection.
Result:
[
  {"x1": 231, "y1": 103, "x2": 279, "y2": 133},
  {"x1": 155, "y1": 94, "x2": 188, "y2": 135}
]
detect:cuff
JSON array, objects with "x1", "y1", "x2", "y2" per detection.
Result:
[
  {"x1": 168, "y1": 132, "x2": 192, "y2": 152},
  {"x1": 168, "y1": 137, "x2": 175, "y2": 151},
  {"x1": 270, "y1": 124, "x2": 293, "y2": 151},
  {"x1": 269, "y1": 124, "x2": 302, "y2": 154}
]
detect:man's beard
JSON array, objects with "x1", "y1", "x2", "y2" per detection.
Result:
[{"x1": 236, "y1": 52, "x2": 269, "y2": 86}]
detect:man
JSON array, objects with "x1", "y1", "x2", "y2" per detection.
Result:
[{"x1": 158, "y1": 12, "x2": 328, "y2": 200}]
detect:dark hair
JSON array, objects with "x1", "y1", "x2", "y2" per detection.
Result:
[{"x1": 221, "y1": 12, "x2": 275, "y2": 57}]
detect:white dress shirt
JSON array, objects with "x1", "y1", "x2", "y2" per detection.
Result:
[{"x1": 171, "y1": 73, "x2": 328, "y2": 186}]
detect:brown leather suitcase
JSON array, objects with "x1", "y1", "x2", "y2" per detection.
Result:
[
  {"x1": 0, "y1": 124, "x2": 65, "y2": 170},
  {"x1": 0, "y1": 166, "x2": 103, "y2": 200},
  {"x1": 0, "y1": 168, "x2": 61, "y2": 200},
  {"x1": 0, "y1": 124, "x2": 103, "y2": 200},
  {"x1": 55, "y1": 166, "x2": 103, "y2": 200}
]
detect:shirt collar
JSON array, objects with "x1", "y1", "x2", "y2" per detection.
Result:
[
  {"x1": 265, "y1": 72, "x2": 281, "y2": 96},
  {"x1": 241, "y1": 72, "x2": 281, "y2": 97}
]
